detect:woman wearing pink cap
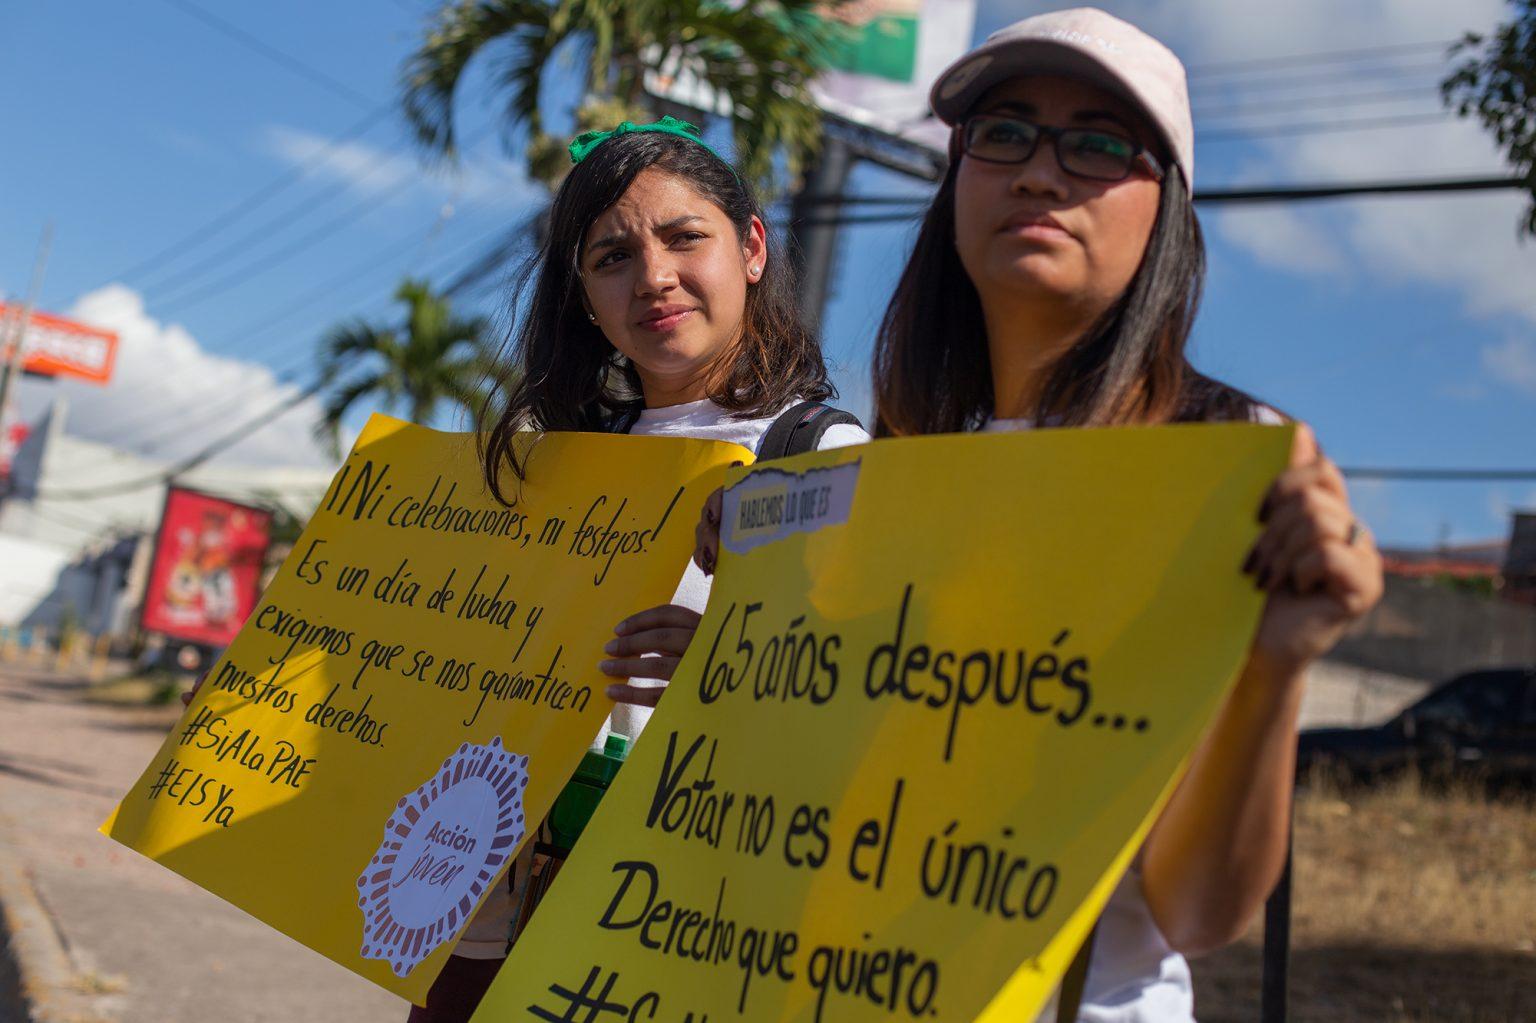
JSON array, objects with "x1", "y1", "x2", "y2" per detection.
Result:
[{"x1": 874, "y1": 8, "x2": 1383, "y2": 1021}]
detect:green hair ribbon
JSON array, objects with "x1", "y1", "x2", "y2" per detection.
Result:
[{"x1": 567, "y1": 115, "x2": 729, "y2": 166}]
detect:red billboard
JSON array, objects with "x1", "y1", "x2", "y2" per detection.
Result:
[
  {"x1": 141, "y1": 488, "x2": 273, "y2": 647},
  {"x1": 0, "y1": 303, "x2": 119, "y2": 385}
]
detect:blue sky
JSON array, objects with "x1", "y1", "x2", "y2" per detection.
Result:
[{"x1": 3, "y1": 0, "x2": 1534, "y2": 549}]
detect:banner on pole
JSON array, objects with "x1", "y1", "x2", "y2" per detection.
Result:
[
  {"x1": 0, "y1": 302, "x2": 119, "y2": 385},
  {"x1": 140, "y1": 487, "x2": 273, "y2": 648}
]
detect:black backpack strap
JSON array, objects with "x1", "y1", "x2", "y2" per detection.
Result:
[
  {"x1": 609, "y1": 404, "x2": 643, "y2": 435},
  {"x1": 756, "y1": 401, "x2": 863, "y2": 462}
]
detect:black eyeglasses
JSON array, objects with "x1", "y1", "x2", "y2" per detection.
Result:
[{"x1": 961, "y1": 114, "x2": 1165, "y2": 183}]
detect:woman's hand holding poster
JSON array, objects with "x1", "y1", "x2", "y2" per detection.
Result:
[
  {"x1": 475, "y1": 423, "x2": 1292, "y2": 1022},
  {"x1": 102, "y1": 414, "x2": 750, "y2": 1003}
]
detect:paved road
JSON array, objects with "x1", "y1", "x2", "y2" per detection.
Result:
[{"x1": 0, "y1": 663, "x2": 405, "y2": 1022}]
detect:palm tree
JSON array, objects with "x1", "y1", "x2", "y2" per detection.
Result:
[
  {"x1": 315, "y1": 279, "x2": 495, "y2": 454},
  {"x1": 400, "y1": 0, "x2": 846, "y2": 189}
]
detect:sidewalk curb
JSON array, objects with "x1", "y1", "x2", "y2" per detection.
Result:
[{"x1": 0, "y1": 814, "x2": 106, "y2": 1023}]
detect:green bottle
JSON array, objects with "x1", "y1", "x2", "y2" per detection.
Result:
[
  {"x1": 510, "y1": 733, "x2": 632, "y2": 942},
  {"x1": 548, "y1": 732, "x2": 630, "y2": 851}
]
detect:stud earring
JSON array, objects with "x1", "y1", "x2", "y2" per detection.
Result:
[{"x1": 586, "y1": 312, "x2": 597, "y2": 323}]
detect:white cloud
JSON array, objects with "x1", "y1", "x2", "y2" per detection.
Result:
[
  {"x1": 262, "y1": 125, "x2": 539, "y2": 209},
  {"x1": 1481, "y1": 335, "x2": 1536, "y2": 395},
  {"x1": 14, "y1": 284, "x2": 342, "y2": 469},
  {"x1": 1110, "y1": 0, "x2": 1502, "y2": 69},
  {"x1": 264, "y1": 126, "x2": 416, "y2": 196},
  {"x1": 1486, "y1": 486, "x2": 1536, "y2": 526},
  {"x1": 1214, "y1": 205, "x2": 1348, "y2": 275}
]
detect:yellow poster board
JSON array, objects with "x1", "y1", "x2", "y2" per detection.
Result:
[
  {"x1": 477, "y1": 423, "x2": 1292, "y2": 1022},
  {"x1": 103, "y1": 414, "x2": 750, "y2": 1003}
]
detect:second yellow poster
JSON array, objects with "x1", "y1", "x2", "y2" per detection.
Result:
[{"x1": 478, "y1": 423, "x2": 1291, "y2": 1021}]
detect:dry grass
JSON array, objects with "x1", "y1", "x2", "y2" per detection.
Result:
[
  {"x1": 1192, "y1": 776, "x2": 1536, "y2": 1022},
  {"x1": 83, "y1": 670, "x2": 184, "y2": 706}
]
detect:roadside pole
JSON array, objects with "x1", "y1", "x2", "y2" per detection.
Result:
[{"x1": 0, "y1": 224, "x2": 55, "y2": 495}]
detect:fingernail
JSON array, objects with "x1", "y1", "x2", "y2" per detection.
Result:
[
  {"x1": 604, "y1": 684, "x2": 626, "y2": 699},
  {"x1": 603, "y1": 639, "x2": 618, "y2": 654},
  {"x1": 599, "y1": 659, "x2": 618, "y2": 673}
]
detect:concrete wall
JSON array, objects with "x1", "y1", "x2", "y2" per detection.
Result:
[
  {"x1": 0, "y1": 536, "x2": 70, "y2": 626},
  {"x1": 1331, "y1": 575, "x2": 1536, "y2": 683}
]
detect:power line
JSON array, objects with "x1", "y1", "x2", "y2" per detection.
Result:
[
  {"x1": 788, "y1": 174, "x2": 1526, "y2": 228},
  {"x1": 68, "y1": 216, "x2": 515, "y2": 458},
  {"x1": 23, "y1": 502, "x2": 137, "y2": 539},
  {"x1": 1193, "y1": 83, "x2": 1436, "y2": 119},
  {"x1": 145, "y1": 123, "x2": 496, "y2": 314},
  {"x1": 150, "y1": 174, "x2": 420, "y2": 311},
  {"x1": 1186, "y1": 39, "x2": 1455, "y2": 78},
  {"x1": 1341, "y1": 468, "x2": 1536, "y2": 482},
  {"x1": 1196, "y1": 175, "x2": 1521, "y2": 203},
  {"x1": 111, "y1": 108, "x2": 394, "y2": 286},
  {"x1": 1201, "y1": 110, "x2": 1451, "y2": 142},
  {"x1": 39, "y1": 381, "x2": 324, "y2": 501},
  {"x1": 106, "y1": 0, "x2": 396, "y2": 292},
  {"x1": 134, "y1": 135, "x2": 402, "y2": 296},
  {"x1": 1188, "y1": 60, "x2": 1449, "y2": 97},
  {"x1": 157, "y1": 0, "x2": 375, "y2": 111}
]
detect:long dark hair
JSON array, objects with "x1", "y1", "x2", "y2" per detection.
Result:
[
  {"x1": 480, "y1": 132, "x2": 832, "y2": 497},
  {"x1": 873, "y1": 160, "x2": 1262, "y2": 436}
]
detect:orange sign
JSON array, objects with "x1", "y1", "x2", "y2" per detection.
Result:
[{"x1": 0, "y1": 303, "x2": 119, "y2": 385}]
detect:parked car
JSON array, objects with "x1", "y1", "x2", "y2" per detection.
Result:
[{"x1": 1297, "y1": 667, "x2": 1536, "y2": 788}]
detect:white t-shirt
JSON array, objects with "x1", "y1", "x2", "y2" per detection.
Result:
[
  {"x1": 452, "y1": 398, "x2": 868, "y2": 960},
  {"x1": 604, "y1": 397, "x2": 868, "y2": 739}
]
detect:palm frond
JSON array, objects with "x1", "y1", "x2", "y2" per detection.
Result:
[
  {"x1": 401, "y1": 0, "x2": 842, "y2": 189},
  {"x1": 315, "y1": 371, "x2": 388, "y2": 457},
  {"x1": 401, "y1": 0, "x2": 557, "y2": 159}
]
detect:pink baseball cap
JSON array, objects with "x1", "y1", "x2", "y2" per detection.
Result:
[{"x1": 929, "y1": 7, "x2": 1194, "y2": 187}]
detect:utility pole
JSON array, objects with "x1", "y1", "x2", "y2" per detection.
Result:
[
  {"x1": 786, "y1": 111, "x2": 947, "y2": 333},
  {"x1": 788, "y1": 136, "x2": 856, "y2": 334},
  {"x1": 0, "y1": 224, "x2": 55, "y2": 425}
]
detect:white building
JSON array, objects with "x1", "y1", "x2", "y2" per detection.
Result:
[{"x1": 0, "y1": 398, "x2": 334, "y2": 634}]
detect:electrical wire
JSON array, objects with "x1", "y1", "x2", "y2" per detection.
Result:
[
  {"x1": 1201, "y1": 110, "x2": 1451, "y2": 142},
  {"x1": 157, "y1": 0, "x2": 376, "y2": 111},
  {"x1": 1186, "y1": 39, "x2": 1456, "y2": 78},
  {"x1": 133, "y1": 143, "x2": 403, "y2": 297},
  {"x1": 144, "y1": 122, "x2": 497, "y2": 316},
  {"x1": 68, "y1": 216, "x2": 517, "y2": 458},
  {"x1": 38, "y1": 381, "x2": 325, "y2": 501},
  {"x1": 1193, "y1": 83, "x2": 1438, "y2": 119},
  {"x1": 1341, "y1": 468, "x2": 1536, "y2": 482},
  {"x1": 110, "y1": 106, "x2": 395, "y2": 287},
  {"x1": 785, "y1": 174, "x2": 1524, "y2": 227},
  {"x1": 1187, "y1": 59, "x2": 1451, "y2": 95},
  {"x1": 149, "y1": 176, "x2": 423, "y2": 312}
]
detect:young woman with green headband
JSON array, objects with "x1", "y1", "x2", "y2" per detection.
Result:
[{"x1": 407, "y1": 117, "x2": 867, "y2": 1023}]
